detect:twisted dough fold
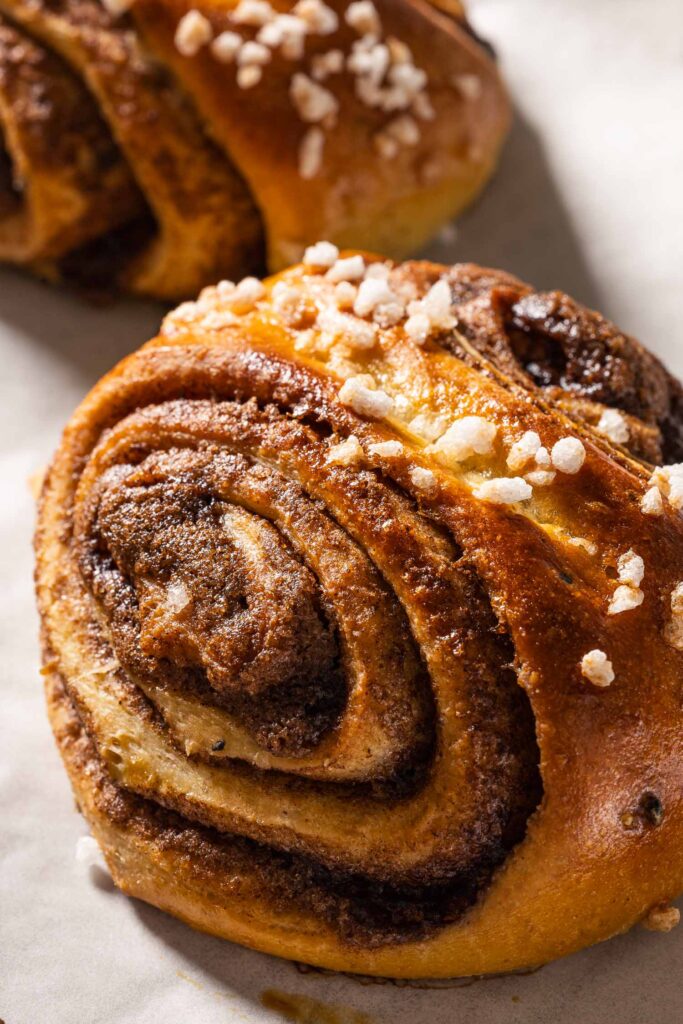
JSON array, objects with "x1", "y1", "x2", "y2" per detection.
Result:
[
  {"x1": 0, "y1": 0, "x2": 507, "y2": 298},
  {"x1": 38, "y1": 255, "x2": 683, "y2": 976}
]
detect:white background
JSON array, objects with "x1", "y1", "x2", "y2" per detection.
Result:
[{"x1": 2, "y1": 2, "x2": 683, "y2": 1021}]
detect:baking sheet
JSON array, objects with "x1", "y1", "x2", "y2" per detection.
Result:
[{"x1": 2, "y1": 1, "x2": 683, "y2": 1021}]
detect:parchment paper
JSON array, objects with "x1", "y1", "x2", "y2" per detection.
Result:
[{"x1": 2, "y1": 2, "x2": 683, "y2": 1021}]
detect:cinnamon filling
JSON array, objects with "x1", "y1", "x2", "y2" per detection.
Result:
[
  {"x1": 60, "y1": 390, "x2": 543, "y2": 944},
  {"x1": 55, "y1": 666, "x2": 539, "y2": 947},
  {"x1": 79, "y1": 448, "x2": 346, "y2": 755}
]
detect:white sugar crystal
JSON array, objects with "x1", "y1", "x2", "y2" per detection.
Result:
[
  {"x1": 311, "y1": 48, "x2": 344, "y2": 80},
  {"x1": 375, "y1": 113, "x2": 421, "y2": 156},
  {"x1": 666, "y1": 582, "x2": 683, "y2": 649},
  {"x1": 387, "y1": 35, "x2": 412, "y2": 65},
  {"x1": 237, "y1": 40, "x2": 271, "y2": 65},
  {"x1": 174, "y1": 9, "x2": 212, "y2": 56},
  {"x1": 535, "y1": 446, "x2": 551, "y2": 467},
  {"x1": 326, "y1": 255, "x2": 366, "y2": 282},
  {"x1": 405, "y1": 279, "x2": 455, "y2": 340},
  {"x1": 373, "y1": 302, "x2": 405, "y2": 328},
  {"x1": 293, "y1": 0, "x2": 338, "y2": 35},
  {"x1": 671, "y1": 583, "x2": 683, "y2": 614},
  {"x1": 410, "y1": 467, "x2": 436, "y2": 492},
  {"x1": 348, "y1": 40, "x2": 390, "y2": 85},
  {"x1": 369, "y1": 440, "x2": 403, "y2": 457},
  {"x1": 617, "y1": 549, "x2": 644, "y2": 588},
  {"x1": 649, "y1": 464, "x2": 683, "y2": 510},
  {"x1": 196, "y1": 282, "x2": 221, "y2": 307},
  {"x1": 608, "y1": 584, "x2": 644, "y2": 615},
  {"x1": 270, "y1": 278, "x2": 301, "y2": 309},
  {"x1": 597, "y1": 408, "x2": 629, "y2": 445},
  {"x1": 334, "y1": 281, "x2": 357, "y2": 308},
  {"x1": 580, "y1": 649, "x2": 614, "y2": 687},
  {"x1": 290, "y1": 73, "x2": 338, "y2": 124},
  {"x1": 298, "y1": 127, "x2": 325, "y2": 179},
  {"x1": 293, "y1": 329, "x2": 315, "y2": 351},
  {"x1": 354, "y1": 277, "x2": 398, "y2": 317},
  {"x1": 355, "y1": 76, "x2": 383, "y2": 110},
  {"x1": 338, "y1": 375, "x2": 393, "y2": 418},
  {"x1": 223, "y1": 276, "x2": 265, "y2": 313},
  {"x1": 374, "y1": 132, "x2": 399, "y2": 160},
  {"x1": 408, "y1": 412, "x2": 448, "y2": 442},
  {"x1": 385, "y1": 114, "x2": 420, "y2": 146},
  {"x1": 303, "y1": 240, "x2": 339, "y2": 267},
  {"x1": 317, "y1": 307, "x2": 376, "y2": 349},
  {"x1": 412, "y1": 279, "x2": 453, "y2": 324},
  {"x1": 166, "y1": 581, "x2": 190, "y2": 613},
  {"x1": 393, "y1": 394, "x2": 414, "y2": 421},
  {"x1": 551, "y1": 437, "x2": 586, "y2": 474},
  {"x1": 641, "y1": 486, "x2": 664, "y2": 516},
  {"x1": 345, "y1": 0, "x2": 381, "y2": 36},
  {"x1": 432, "y1": 416, "x2": 497, "y2": 465},
  {"x1": 211, "y1": 30, "x2": 242, "y2": 62},
  {"x1": 387, "y1": 61, "x2": 427, "y2": 101},
  {"x1": 237, "y1": 64, "x2": 263, "y2": 88},
  {"x1": 216, "y1": 279, "x2": 236, "y2": 296},
  {"x1": 404, "y1": 312, "x2": 431, "y2": 345},
  {"x1": 326, "y1": 435, "x2": 364, "y2": 466},
  {"x1": 665, "y1": 469, "x2": 683, "y2": 510},
  {"x1": 257, "y1": 14, "x2": 307, "y2": 59},
  {"x1": 525, "y1": 469, "x2": 556, "y2": 487},
  {"x1": 161, "y1": 301, "x2": 199, "y2": 335},
  {"x1": 364, "y1": 262, "x2": 390, "y2": 280},
  {"x1": 201, "y1": 310, "x2": 237, "y2": 330},
  {"x1": 567, "y1": 536, "x2": 598, "y2": 555},
  {"x1": 507, "y1": 431, "x2": 541, "y2": 472},
  {"x1": 474, "y1": 477, "x2": 532, "y2": 504},
  {"x1": 231, "y1": 0, "x2": 274, "y2": 26}
]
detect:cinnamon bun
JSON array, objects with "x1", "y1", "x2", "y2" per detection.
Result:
[
  {"x1": 0, "y1": 0, "x2": 507, "y2": 298},
  {"x1": 37, "y1": 252, "x2": 683, "y2": 976}
]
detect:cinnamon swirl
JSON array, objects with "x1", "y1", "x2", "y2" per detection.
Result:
[{"x1": 37, "y1": 251, "x2": 683, "y2": 976}]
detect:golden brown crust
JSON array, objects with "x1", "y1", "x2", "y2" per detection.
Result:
[
  {"x1": 0, "y1": 0, "x2": 507, "y2": 297},
  {"x1": 36, "y1": 255, "x2": 683, "y2": 977}
]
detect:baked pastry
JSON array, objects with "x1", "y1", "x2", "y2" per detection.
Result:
[
  {"x1": 37, "y1": 250, "x2": 683, "y2": 978},
  {"x1": 0, "y1": 0, "x2": 507, "y2": 298}
]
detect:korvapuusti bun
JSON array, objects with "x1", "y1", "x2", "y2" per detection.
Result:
[
  {"x1": 0, "y1": 0, "x2": 507, "y2": 298},
  {"x1": 37, "y1": 250, "x2": 683, "y2": 977}
]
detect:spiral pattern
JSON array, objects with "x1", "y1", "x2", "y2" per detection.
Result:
[
  {"x1": 49, "y1": 387, "x2": 542, "y2": 926},
  {"x1": 38, "y1": 256, "x2": 683, "y2": 974}
]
